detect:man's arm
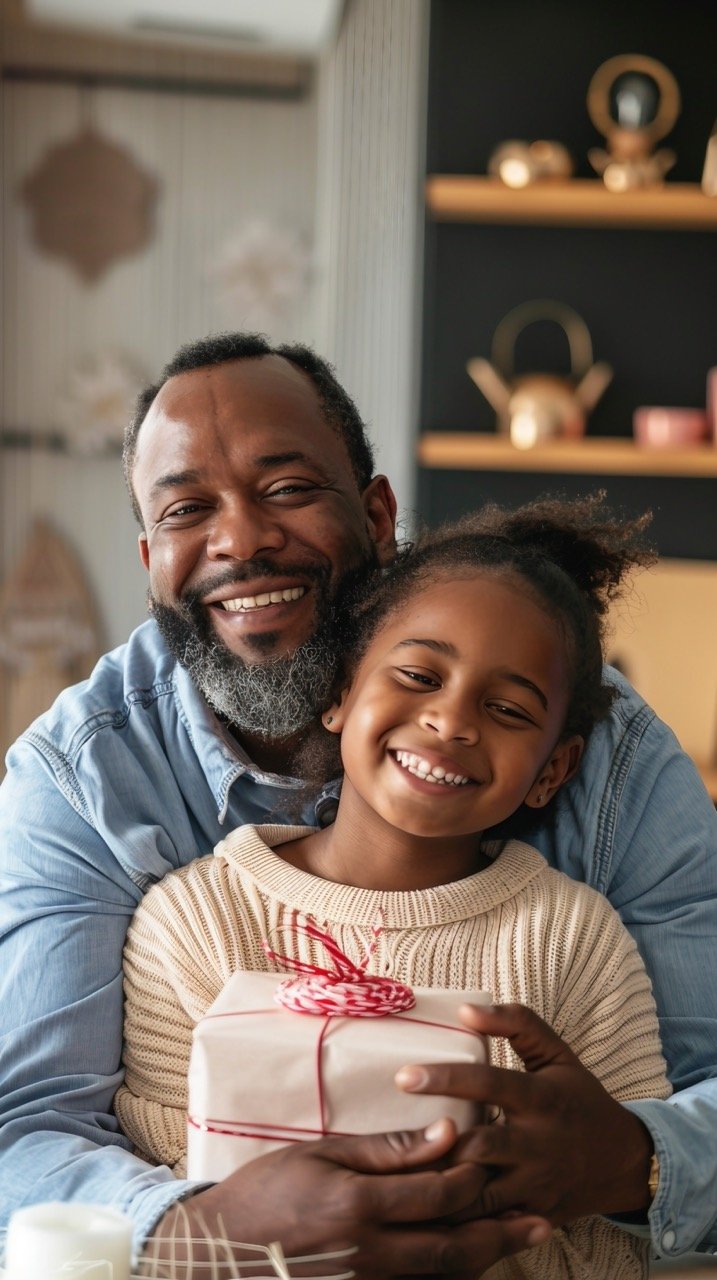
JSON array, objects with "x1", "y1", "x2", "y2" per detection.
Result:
[
  {"x1": 570, "y1": 707, "x2": 717, "y2": 1256},
  {"x1": 0, "y1": 739, "x2": 201, "y2": 1241}
]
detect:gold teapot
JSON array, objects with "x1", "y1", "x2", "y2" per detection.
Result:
[{"x1": 467, "y1": 300, "x2": 613, "y2": 449}]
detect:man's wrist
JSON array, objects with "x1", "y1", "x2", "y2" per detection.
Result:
[{"x1": 609, "y1": 1118, "x2": 656, "y2": 1224}]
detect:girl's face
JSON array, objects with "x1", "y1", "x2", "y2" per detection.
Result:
[{"x1": 327, "y1": 571, "x2": 582, "y2": 845}]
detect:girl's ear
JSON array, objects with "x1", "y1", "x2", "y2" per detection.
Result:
[
  {"x1": 322, "y1": 690, "x2": 348, "y2": 734},
  {"x1": 524, "y1": 735, "x2": 584, "y2": 809}
]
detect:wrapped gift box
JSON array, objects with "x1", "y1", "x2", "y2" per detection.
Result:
[{"x1": 187, "y1": 970, "x2": 490, "y2": 1181}]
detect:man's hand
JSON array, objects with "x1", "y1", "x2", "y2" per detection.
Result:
[
  {"x1": 147, "y1": 1119, "x2": 551, "y2": 1278},
  {"x1": 395, "y1": 1003, "x2": 655, "y2": 1227}
]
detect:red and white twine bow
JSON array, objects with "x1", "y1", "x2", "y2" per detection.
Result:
[{"x1": 262, "y1": 916, "x2": 416, "y2": 1018}]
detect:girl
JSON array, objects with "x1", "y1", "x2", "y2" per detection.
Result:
[{"x1": 116, "y1": 493, "x2": 669, "y2": 1279}]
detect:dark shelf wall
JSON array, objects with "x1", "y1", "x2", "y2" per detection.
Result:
[{"x1": 419, "y1": 0, "x2": 717, "y2": 558}]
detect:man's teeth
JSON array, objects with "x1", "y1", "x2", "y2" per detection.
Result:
[
  {"x1": 220, "y1": 586, "x2": 306, "y2": 612},
  {"x1": 394, "y1": 750, "x2": 469, "y2": 786}
]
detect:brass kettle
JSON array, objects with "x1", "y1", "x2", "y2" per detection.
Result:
[{"x1": 467, "y1": 300, "x2": 613, "y2": 448}]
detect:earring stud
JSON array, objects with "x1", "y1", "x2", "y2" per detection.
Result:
[
  {"x1": 536, "y1": 793, "x2": 544, "y2": 804},
  {"x1": 324, "y1": 714, "x2": 333, "y2": 726}
]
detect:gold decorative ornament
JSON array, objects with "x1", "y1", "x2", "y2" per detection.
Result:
[
  {"x1": 702, "y1": 119, "x2": 717, "y2": 196},
  {"x1": 488, "y1": 139, "x2": 574, "y2": 189},
  {"x1": 467, "y1": 300, "x2": 613, "y2": 449},
  {"x1": 587, "y1": 54, "x2": 681, "y2": 192},
  {"x1": 21, "y1": 126, "x2": 160, "y2": 283}
]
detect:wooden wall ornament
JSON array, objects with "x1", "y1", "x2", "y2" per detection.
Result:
[
  {"x1": 0, "y1": 521, "x2": 103, "y2": 761},
  {"x1": 21, "y1": 127, "x2": 160, "y2": 282}
]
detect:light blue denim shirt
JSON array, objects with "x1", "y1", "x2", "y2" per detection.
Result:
[{"x1": 1, "y1": 619, "x2": 716, "y2": 1258}]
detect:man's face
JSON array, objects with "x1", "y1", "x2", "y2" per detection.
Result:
[{"x1": 132, "y1": 355, "x2": 396, "y2": 735}]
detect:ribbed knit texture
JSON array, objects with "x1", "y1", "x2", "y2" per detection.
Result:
[{"x1": 116, "y1": 824, "x2": 670, "y2": 1279}]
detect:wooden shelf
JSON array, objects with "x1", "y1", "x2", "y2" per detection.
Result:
[
  {"x1": 425, "y1": 176, "x2": 717, "y2": 231},
  {"x1": 418, "y1": 434, "x2": 717, "y2": 477}
]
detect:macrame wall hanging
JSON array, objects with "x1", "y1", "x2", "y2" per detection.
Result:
[
  {"x1": 20, "y1": 90, "x2": 160, "y2": 284},
  {"x1": 0, "y1": 521, "x2": 103, "y2": 762}
]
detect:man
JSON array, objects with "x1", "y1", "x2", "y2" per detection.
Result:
[{"x1": 0, "y1": 332, "x2": 716, "y2": 1275}]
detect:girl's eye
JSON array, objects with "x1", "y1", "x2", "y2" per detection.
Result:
[
  {"x1": 487, "y1": 701, "x2": 535, "y2": 725},
  {"x1": 396, "y1": 668, "x2": 440, "y2": 688}
]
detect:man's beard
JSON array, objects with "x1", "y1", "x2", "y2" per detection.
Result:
[{"x1": 149, "y1": 556, "x2": 376, "y2": 740}]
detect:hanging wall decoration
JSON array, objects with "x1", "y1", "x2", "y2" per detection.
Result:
[
  {"x1": 21, "y1": 125, "x2": 160, "y2": 283},
  {"x1": 56, "y1": 350, "x2": 148, "y2": 455},
  {"x1": 208, "y1": 219, "x2": 312, "y2": 332},
  {"x1": 0, "y1": 521, "x2": 103, "y2": 759}
]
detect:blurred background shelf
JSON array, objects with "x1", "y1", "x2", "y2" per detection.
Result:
[
  {"x1": 417, "y1": 434, "x2": 717, "y2": 477},
  {"x1": 425, "y1": 176, "x2": 717, "y2": 231}
]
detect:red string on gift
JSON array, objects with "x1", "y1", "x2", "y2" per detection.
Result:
[{"x1": 262, "y1": 915, "x2": 416, "y2": 1018}]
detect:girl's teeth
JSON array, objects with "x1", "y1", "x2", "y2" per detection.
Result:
[{"x1": 395, "y1": 750, "x2": 468, "y2": 786}]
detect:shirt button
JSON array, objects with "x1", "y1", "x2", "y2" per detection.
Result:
[
  {"x1": 317, "y1": 800, "x2": 338, "y2": 827},
  {"x1": 661, "y1": 1229, "x2": 676, "y2": 1252}
]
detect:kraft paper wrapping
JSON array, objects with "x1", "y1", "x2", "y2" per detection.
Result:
[{"x1": 187, "y1": 971, "x2": 491, "y2": 1181}]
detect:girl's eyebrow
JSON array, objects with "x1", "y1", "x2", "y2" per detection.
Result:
[
  {"x1": 393, "y1": 637, "x2": 457, "y2": 656},
  {"x1": 504, "y1": 673, "x2": 549, "y2": 710},
  {"x1": 393, "y1": 638, "x2": 549, "y2": 710}
]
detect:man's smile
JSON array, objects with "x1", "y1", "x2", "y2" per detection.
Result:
[{"x1": 217, "y1": 585, "x2": 307, "y2": 613}]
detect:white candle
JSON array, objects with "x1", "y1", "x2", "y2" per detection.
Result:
[{"x1": 3, "y1": 1203, "x2": 133, "y2": 1280}]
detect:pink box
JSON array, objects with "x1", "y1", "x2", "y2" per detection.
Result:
[
  {"x1": 708, "y1": 368, "x2": 717, "y2": 441},
  {"x1": 633, "y1": 405, "x2": 709, "y2": 447},
  {"x1": 187, "y1": 971, "x2": 490, "y2": 1181}
]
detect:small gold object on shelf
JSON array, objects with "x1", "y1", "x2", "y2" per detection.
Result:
[
  {"x1": 703, "y1": 120, "x2": 717, "y2": 196},
  {"x1": 587, "y1": 54, "x2": 681, "y2": 192},
  {"x1": 467, "y1": 299, "x2": 612, "y2": 449},
  {"x1": 488, "y1": 139, "x2": 574, "y2": 189}
]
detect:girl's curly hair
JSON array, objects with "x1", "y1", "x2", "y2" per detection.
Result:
[{"x1": 334, "y1": 491, "x2": 655, "y2": 743}]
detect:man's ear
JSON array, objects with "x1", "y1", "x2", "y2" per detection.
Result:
[
  {"x1": 524, "y1": 735, "x2": 584, "y2": 809},
  {"x1": 138, "y1": 532, "x2": 150, "y2": 572},
  {"x1": 362, "y1": 474, "x2": 397, "y2": 568}
]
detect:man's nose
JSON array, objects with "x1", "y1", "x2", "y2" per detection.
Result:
[
  {"x1": 419, "y1": 695, "x2": 479, "y2": 744},
  {"x1": 205, "y1": 498, "x2": 286, "y2": 561}
]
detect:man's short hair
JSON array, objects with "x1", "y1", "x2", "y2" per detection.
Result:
[{"x1": 123, "y1": 332, "x2": 376, "y2": 525}]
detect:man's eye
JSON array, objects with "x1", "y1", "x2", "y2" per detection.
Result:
[
  {"x1": 266, "y1": 482, "x2": 316, "y2": 499},
  {"x1": 162, "y1": 502, "x2": 206, "y2": 520}
]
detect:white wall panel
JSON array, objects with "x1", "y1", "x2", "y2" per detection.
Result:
[{"x1": 313, "y1": 0, "x2": 429, "y2": 523}]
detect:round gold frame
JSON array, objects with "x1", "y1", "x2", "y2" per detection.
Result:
[{"x1": 587, "y1": 54, "x2": 681, "y2": 145}]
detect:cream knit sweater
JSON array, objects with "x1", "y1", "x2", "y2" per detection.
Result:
[{"x1": 116, "y1": 824, "x2": 670, "y2": 1280}]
